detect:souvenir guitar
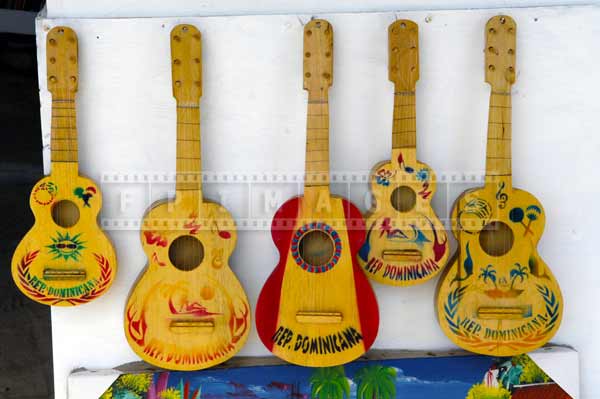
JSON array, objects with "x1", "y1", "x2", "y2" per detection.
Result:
[
  {"x1": 255, "y1": 19, "x2": 379, "y2": 367},
  {"x1": 11, "y1": 27, "x2": 117, "y2": 306},
  {"x1": 435, "y1": 16, "x2": 562, "y2": 356},
  {"x1": 124, "y1": 24, "x2": 250, "y2": 370},
  {"x1": 358, "y1": 20, "x2": 449, "y2": 286}
]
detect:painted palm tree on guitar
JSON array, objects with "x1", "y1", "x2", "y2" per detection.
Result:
[
  {"x1": 309, "y1": 367, "x2": 350, "y2": 399},
  {"x1": 354, "y1": 365, "x2": 397, "y2": 399},
  {"x1": 510, "y1": 263, "x2": 529, "y2": 289}
]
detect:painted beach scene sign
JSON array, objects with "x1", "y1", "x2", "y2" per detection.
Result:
[{"x1": 98, "y1": 352, "x2": 570, "y2": 399}]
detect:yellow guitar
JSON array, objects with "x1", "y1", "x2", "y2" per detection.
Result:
[
  {"x1": 435, "y1": 16, "x2": 562, "y2": 356},
  {"x1": 358, "y1": 20, "x2": 449, "y2": 286},
  {"x1": 124, "y1": 24, "x2": 250, "y2": 371},
  {"x1": 11, "y1": 27, "x2": 117, "y2": 306}
]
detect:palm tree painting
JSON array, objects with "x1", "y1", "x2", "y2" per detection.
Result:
[
  {"x1": 478, "y1": 265, "x2": 497, "y2": 286},
  {"x1": 309, "y1": 366, "x2": 350, "y2": 399},
  {"x1": 510, "y1": 263, "x2": 529, "y2": 289},
  {"x1": 354, "y1": 365, "x2": 397, "y2": 399}
]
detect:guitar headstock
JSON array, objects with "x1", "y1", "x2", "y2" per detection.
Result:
[
  {"x1": 303, "y1": 19, "x2": 333, "y2": 92},
  {"x1": 485, "y1": 15, "x2": 517, "y2": 92},
  {"x1": 171, "y1": 24, "x2": 202, "y2": 103},
  {"x1": 388, "y1": 20, "x2": 419, "y2": 91},
  {"x1": 46, "y1": 27, "x2": 78, "y2": 97}
]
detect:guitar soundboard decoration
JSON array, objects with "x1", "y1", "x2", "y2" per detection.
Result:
[
  {"x1": 124, "y1": 24, "x2": 250, "y2": 371},
  {"x1": 11, "y1": 26, "x2": 116, "y2": 306},
  {"x1": 255, "y1": 19, "x2": 379, "y2": 367},
  {"x1": 358, "y1": 20, "x2": 449, "y2": 287},
  {"x1": 435, "y1": 16, "x2": 562, "y2": 356}
]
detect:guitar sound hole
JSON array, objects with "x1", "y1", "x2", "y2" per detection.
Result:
[
  {"x1": 168, "y1": 235, "x2": 204, "y2": 271},
  {"x1": 51, "y1": 200, "x2": 80, "y2": 227},
  {"x1": 479, "y1": 221, "x2": 514, "y2": 257},
  {"x1": 298, "y1": 230, "x2": 334, "y2": 267},
  {"x1": 390, "y1": 185, "x2": 416, "y2": 213}
]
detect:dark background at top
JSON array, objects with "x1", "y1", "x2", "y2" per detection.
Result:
[{"x1": 1, "y1": 1, "x2": 53, "y2": 398}]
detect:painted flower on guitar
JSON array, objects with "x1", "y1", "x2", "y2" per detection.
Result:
[
  {"x1": 375, "y1": 168, "x2": 395, "y2": 186},
  {"x1": 46, "y1": 231, "x2": 85, "y2": 261},
  {"x1": 415, "y1": 168, "x2": 430, "y2": 182}
]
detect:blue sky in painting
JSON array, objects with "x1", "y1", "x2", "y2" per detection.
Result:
[{"x1": 158, "y1": 354, "x2": 497, "y2": 399}]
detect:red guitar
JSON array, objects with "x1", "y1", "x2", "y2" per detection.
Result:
[{"x1": 255, "y1": 19, "x2": 379, "y2": 367}]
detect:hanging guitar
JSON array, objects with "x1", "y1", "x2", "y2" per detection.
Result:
[
  {"x1": 255, "y1": 19, "x2": 379, "y2": 367},
  {"x1": 435, "y1": 16, "x2": 562, "y2": 356},
  {"x1": 358, "y1": 20, "x2": 449, "y2": 286},
  {"x1": 11, "y1": 27, "x2": 117, "y2": 306},
  {"x1": 124, "y1": 24, "x2": 250, "y2": 370}
]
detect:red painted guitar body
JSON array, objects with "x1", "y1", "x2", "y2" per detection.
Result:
[{"x1": 256, "y1": 195, "x2": 379, "y2": 366}]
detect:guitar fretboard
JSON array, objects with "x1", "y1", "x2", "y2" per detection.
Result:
[
  {"x1": 50, "y1": 98, "x2": 78, "y2": 164},
  {"x1": 305, "y1": 91, "x2": 330, "y2": 187},
  {"x1": 392, "y1": 91, "x2": 416, "y2": 150},
  {"x1": 485, "y1": 91, "x2": 512, "y2": 179},
  {"x1": 176, "y1": 104, "x2": 202, "y2": 192}
]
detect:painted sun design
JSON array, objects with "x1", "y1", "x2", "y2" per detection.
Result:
[{"x1": 46, "y1": 231, "x2": 86, "y2": 261}]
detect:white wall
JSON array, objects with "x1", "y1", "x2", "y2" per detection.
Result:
[
  {"x1": 36, "y1": 5, "x2": 600, "y2": 399},
  {"x1": 46, "y1": 0, "x2": 599, "y2": 18}
]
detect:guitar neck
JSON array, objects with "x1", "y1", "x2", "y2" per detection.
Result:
[
  {"x1": 175, "y1": 103, "x2": 202, "y2": 193},
  {"x1": 483, "y1": 15, "x2": 517, "y2": 188},
  {"x1": 388, "y1": 20, "x2": 419, "y2": 162},
  {"x1": 392, "y1": 89, "x2": 417, "y2": 151},
  {"x1": 171, "y1": 24, "x2": 203, "y2": 196},
  {"x1": 305, "y1": 90, "x2": 330, "y2": 189},
  {"x1": 46, "y1": 26, "x2": 80, "y2": 173},
  {"x1": 51, "y1": 97, "x2": 79, "y2": 167},
  {"x1": 302, "y1": 19, "x2": 333, "y2": 193},
  {"x1": 485, "y1": 91, "x2": 512, "y2": 184}
]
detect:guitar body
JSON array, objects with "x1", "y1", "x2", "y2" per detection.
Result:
[
  {"x1": 359, "y1": 154, "x2": 449, "y2": 286},
  {"x1": 256, "y1": 194, "x2": 379, "y2": 367},
  {"x1": 125, "y1": 195, "x2": 250, "y2": 370},
  {"x1": 436, "y1": 181, "x2": 562, "y2": 356},
  {"x1": 12, "y1": 169, "x2": 116, "y2": 306}
]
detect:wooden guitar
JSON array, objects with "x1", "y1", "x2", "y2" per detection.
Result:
[
  {"x1": 255, "y1": 19, "x2": 379, "y2": 367},
  {"x1": 358, "y1": 20, "x2": 449, "y2": 286},
  {"x1": 11, "y1": 27, "x2": 117, "y2": 306},
  {"x1": 435, "y1": 16, "x2": 562, "y2": 356},
  {"x1": 124, "y1": 24, "x2": 250, "y2": 370}
]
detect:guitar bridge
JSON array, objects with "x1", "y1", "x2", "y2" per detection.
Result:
[
  {"x1": 169, "y1": 319, "x2": 214, "y2": 333},
  {"x1": 382, "y1": 249, "x2": 422, "y2": 262},
  {"x1": 477, "y1": 306, "x2": 532, "y2": 319},
  {"x1": 43, "y1": 268, "x2": 86, "y2": 281},
  {"x1": 296, "y1": 311, "x2": 343, "y2": 324}
]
